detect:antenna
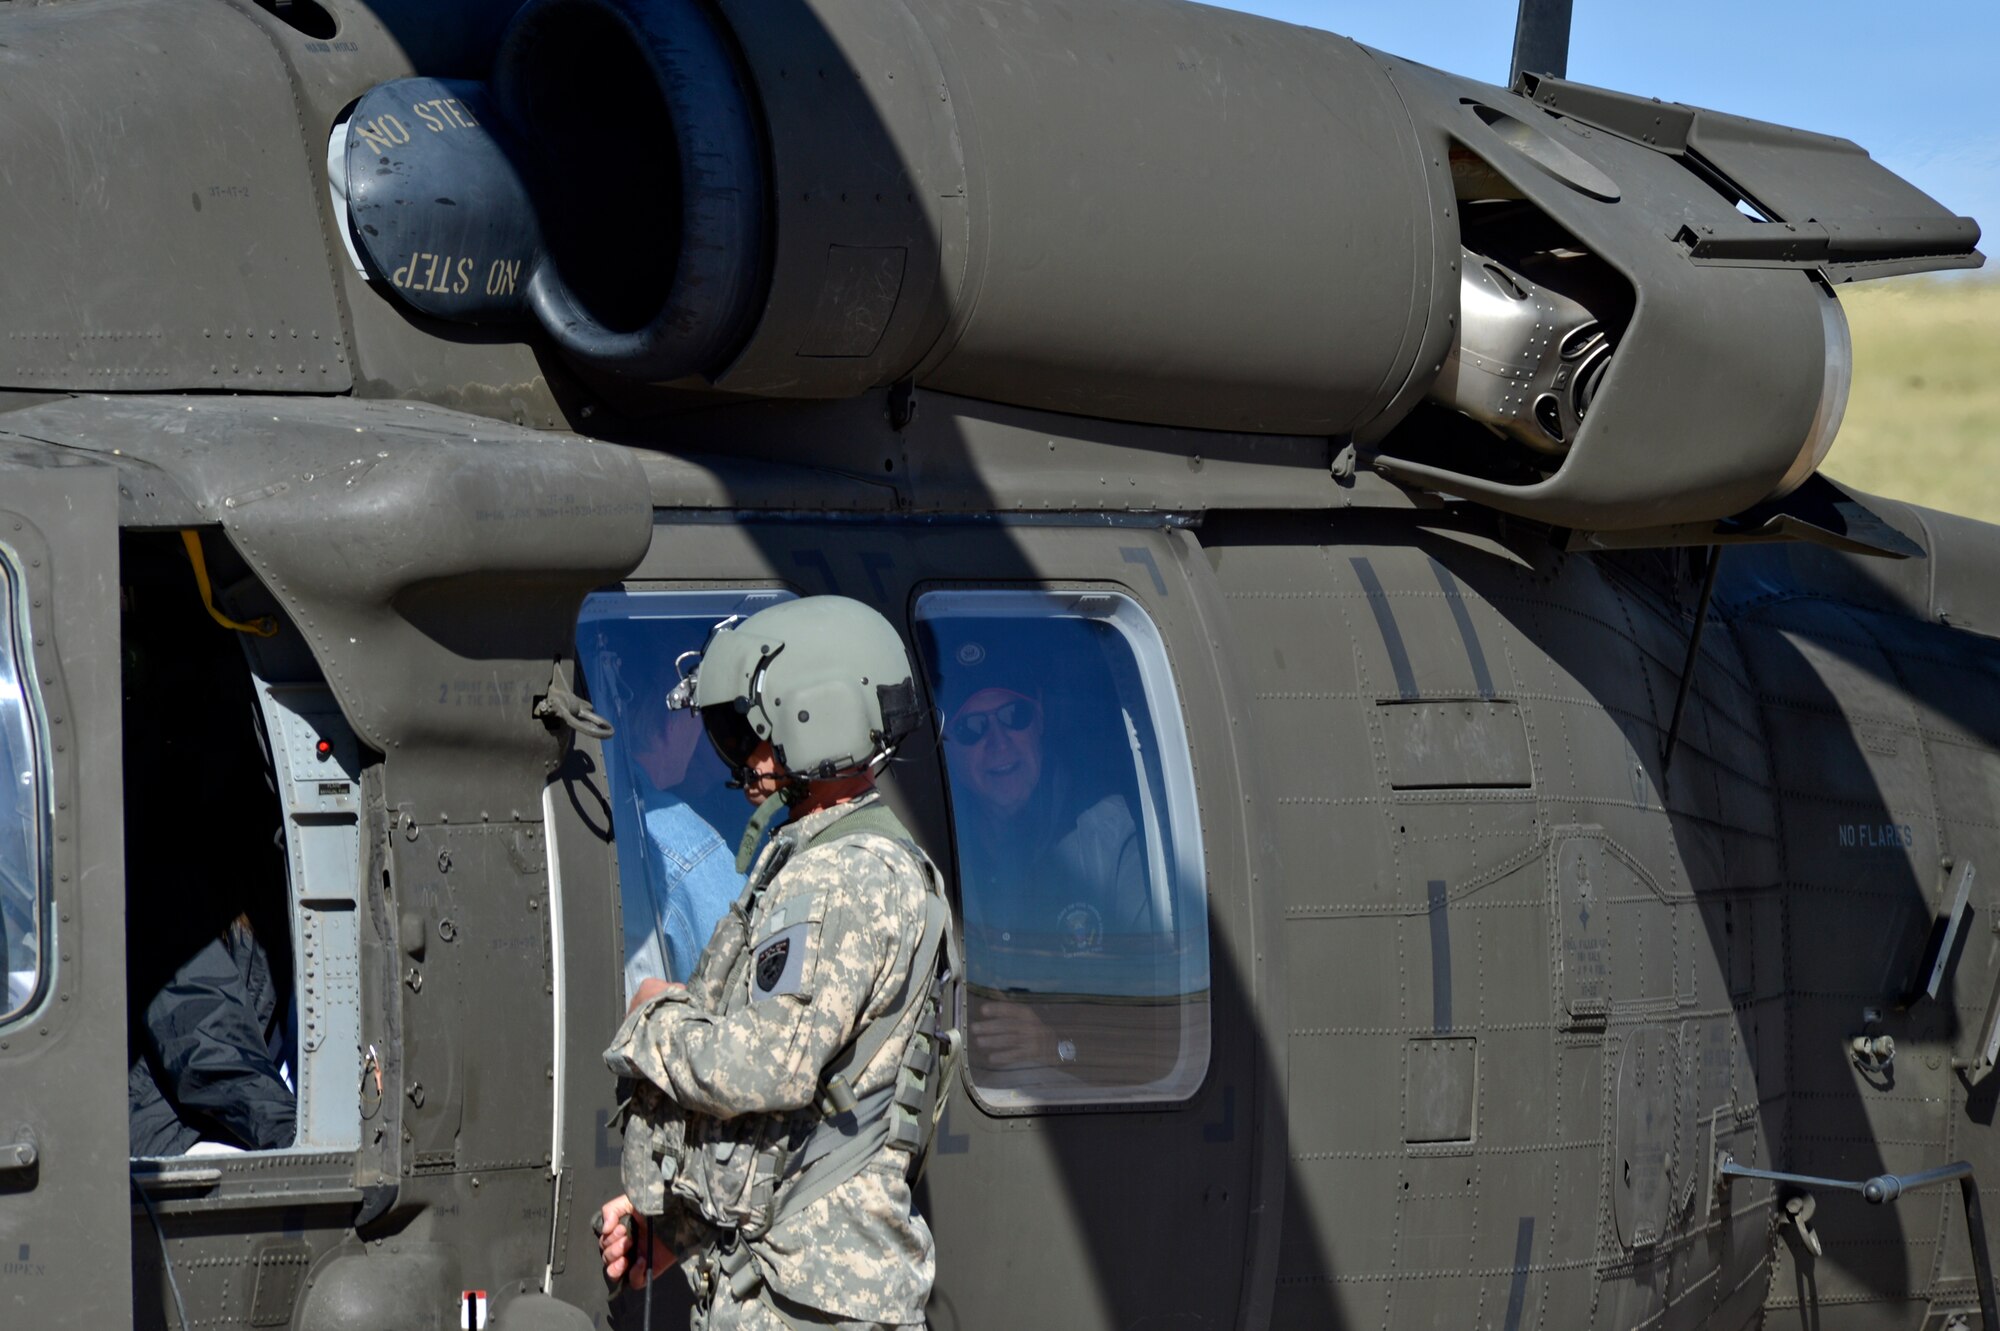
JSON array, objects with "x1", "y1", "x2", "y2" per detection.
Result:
[{"x1": 1509, "y1": 0, "x2": 1573, "y2": 88}]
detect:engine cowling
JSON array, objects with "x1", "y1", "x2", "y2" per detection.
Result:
[{"x1": 333, "y1": 0, "x2": 1973, "y2": 530}]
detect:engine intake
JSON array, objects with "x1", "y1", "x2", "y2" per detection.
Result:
[{"x1": 494, "y1": 0, "x2": 768, "y2": 382}]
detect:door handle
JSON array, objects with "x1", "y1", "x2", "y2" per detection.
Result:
[{"x1": 0, "y1": 1129, "x2": 38, "y2": 1174}]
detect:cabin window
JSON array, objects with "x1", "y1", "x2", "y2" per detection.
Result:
[
  {"x1": 0, "y1": 547, "x2": 48, "y2": 1026},
  {"x1": 577, "y1": 588, "x2": 795, "y2": 999},
  {"x1": 914, "y1": 589, "x2": 1209, "y2": 1110}
]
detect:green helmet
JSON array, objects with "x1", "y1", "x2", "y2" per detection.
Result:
[{"x1": 673, "y1": 596, "x2": 922, "y2": 782}]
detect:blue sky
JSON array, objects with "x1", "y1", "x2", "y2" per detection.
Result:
[{"x1": 1210, "y1": 1, "x2": 1997, "y2": 269}]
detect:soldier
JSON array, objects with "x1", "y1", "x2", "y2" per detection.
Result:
[{"x1": 596, "y1": 595, "x2": 960, "y2": 1331}]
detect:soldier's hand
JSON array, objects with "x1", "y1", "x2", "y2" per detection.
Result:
[
  {"x1": 626, "y1": 977, "x2": 684, "y2": 1018},
  {"x1": 596, "y1": 1196, "x2": 638, "y2": 1286},
  {"x1": 595, "y1": 1195, "x2": 676, "y2": 1289},
  {"x1": 970, "y1": 997, "x2": 1060, "y2": 1069}
]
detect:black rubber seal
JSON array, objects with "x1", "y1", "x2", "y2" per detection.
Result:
[{"x1": 494, "y1": 0, "x2": 769, "y2": 382}]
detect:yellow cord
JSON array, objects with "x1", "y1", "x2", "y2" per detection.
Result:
[{"x1": 179, "y1": 530, "x2": 279, "y2": 638}]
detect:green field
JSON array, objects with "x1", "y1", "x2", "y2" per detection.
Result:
[{"x1": 1822, "y1": 274, "x2": 2000, "y2": 524}]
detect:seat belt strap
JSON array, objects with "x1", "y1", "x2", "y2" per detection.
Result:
[
  {"x1": 770, "y1": 1095, "x2": 900, "y2": 1228},
  {"x1": 781, "y1": 1082, "x2": 898, "y2": 1180}
]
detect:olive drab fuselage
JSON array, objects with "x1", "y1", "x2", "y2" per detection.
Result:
[{"x1": 0, "y1": 0, "x2": 1987, "y2": 1329}]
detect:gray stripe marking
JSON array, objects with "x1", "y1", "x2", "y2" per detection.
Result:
[
  {"x1": 1350, "y1": 557, "x2": 1418, "y2": 699},
  {"x1": 1503, "y1": 1216, "x2": 1535, "y2": 1331},
  {"x1": 1427, "y1": 879, "x2": 1451, "y2": 1034},
  {"x1": 1430, "y1": 558, "x2": 1496, "y2": 698}
]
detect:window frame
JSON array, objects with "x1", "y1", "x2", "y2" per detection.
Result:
[
  {"x1": 0, "y1": 540, "x2": 52, "y2": 1031},
  {"x1": 913, "y1": 581, "x2": 1212, "y2": 1115}
]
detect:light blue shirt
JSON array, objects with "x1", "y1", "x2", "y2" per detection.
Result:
[{"x1": 621, "y1": 796, "x2": 744, "y2": 1000}]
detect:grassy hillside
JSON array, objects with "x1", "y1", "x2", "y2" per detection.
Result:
[{"x1": 1821, "y1": 275, "x2": 2000, "y2": 523}]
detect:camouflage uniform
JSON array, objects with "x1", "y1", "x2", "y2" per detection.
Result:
[{"x1": 606, "y1": 792, "x2": 938, "y2": 1329}]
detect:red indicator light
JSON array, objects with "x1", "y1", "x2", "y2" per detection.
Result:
[{"x1": 316, "y1": 739, "x2": 333, "y2": 760}]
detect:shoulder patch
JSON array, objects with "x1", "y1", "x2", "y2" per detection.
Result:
[{"x1": 751, "y1": 921, "x2": 810, "y2": 1000}]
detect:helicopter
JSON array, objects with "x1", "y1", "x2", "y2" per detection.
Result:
[{"x1": 0, "y1": 0, "x2": 1991, "y2": 1327}]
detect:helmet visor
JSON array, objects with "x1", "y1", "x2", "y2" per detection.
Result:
[{"x1": 700, "y1": 703, "x2": 761, "y2": 768}]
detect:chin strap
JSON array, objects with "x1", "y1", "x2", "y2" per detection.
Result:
[{"x1": 735, "y1": 786, "x2": 796, "y2": 873}]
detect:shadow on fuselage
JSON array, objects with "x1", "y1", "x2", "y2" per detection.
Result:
[{"x1": 1441, "y1": 529, "x2": 1968, "y2": 1314}]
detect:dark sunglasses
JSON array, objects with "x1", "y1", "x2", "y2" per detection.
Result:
[{"x1": 947, "y1": 698, "x2": 1040, "y2": 745}]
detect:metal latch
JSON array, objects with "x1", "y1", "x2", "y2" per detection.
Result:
[
  {"x1": 0, "y1": 1128, "x2": 38, "y2": 1174},
  {"x1": 1780, "y1": 1193, "x2": 1821, "y2": 1257},
  {"x1": 532, "y1": 660, "x2": 613, "y2": 740},
  {"x1": 1850, "y1": 1033, "x2": 1896, "y2": 1071},
  {"x1": 1851, "y1": 1006, "x2": 1895, "y2": 1074}
]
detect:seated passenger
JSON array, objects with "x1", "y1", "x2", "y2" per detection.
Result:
[
  {"x1": 933, "y1": 642, "x2": 1157, "y2": 1073},
  {"x1": 948, "y1": 684, "x2": 1151, "y2": 949},
  {"x1": 128, "y1": 913, "x2": 295, "y2": 1157},
  {"x1": 920, "y1": 597, "x2": 1210, "y2": 1104},
  {"x1": 612, "y1": 685, "x2": 744, "y2": 996}
]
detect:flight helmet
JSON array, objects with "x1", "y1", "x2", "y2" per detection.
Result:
[{"x1": 669, "y1": 596, "x2": 922, "y2": 784}]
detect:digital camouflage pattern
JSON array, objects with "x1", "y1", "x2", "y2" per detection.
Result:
[
  {"x1": 605, "y1": 793, "x2": 937, "y2": 1327},
  {"x1": 692, "y1": 1286, "x2": 893, "y2": 1331}
]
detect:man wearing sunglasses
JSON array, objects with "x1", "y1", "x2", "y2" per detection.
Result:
[
  {"x1": 938, "y1": 657, "x2": 1149, "y2": 1079},
  {"x1": 947, "y1": 687, "x2": 1045, "y2": 817},
  {"x1": 595, "y1": 596, "x2": 959, "y2": 1331}
]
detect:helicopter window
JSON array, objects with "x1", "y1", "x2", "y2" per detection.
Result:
[
  {"x1": 577, "y1": 588, "x2": 797, "y2": 1000},
  {"x1": 915, "y1": 589, "x2": 1210, "y2": 1110},
  {"x1": 0, "y1": 546, "x2": 48, "y2": 1027}
]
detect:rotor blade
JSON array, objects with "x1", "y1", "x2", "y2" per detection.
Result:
[{"x1": 1510, "y1": 0, "x2": 1573, "y2": 86}]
